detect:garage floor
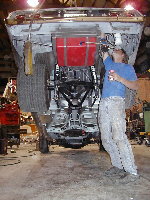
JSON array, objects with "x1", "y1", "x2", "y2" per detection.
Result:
[{"x1": 0, "y1": 142, "x2": 150, "y2": 200}]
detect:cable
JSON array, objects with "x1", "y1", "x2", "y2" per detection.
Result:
[
  {"x1": 0, "y1": 157, "x2": 21, "y2": 166},
  {"x1": 0, "y1": 153, "x2": 36, "y2": 166}
]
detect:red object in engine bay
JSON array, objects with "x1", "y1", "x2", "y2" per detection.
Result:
[{"x1": 55, "y1": 37, "x2": 97, "y2": 67}]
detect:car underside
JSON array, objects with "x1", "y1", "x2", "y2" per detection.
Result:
[{"x1": 5, "y1": 7, "x2": 144, "y2": 152}]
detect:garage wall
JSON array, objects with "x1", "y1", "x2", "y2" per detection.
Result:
[{"x1": 137, "y1": 78, "x2": 150, "y2": 102}]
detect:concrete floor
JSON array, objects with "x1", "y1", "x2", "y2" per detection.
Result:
[{"x1": 0, "y1": 142, "x2": 150, "y2": 200}]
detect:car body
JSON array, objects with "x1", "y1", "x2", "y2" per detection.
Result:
[{"x1": 5, "y1": 7, "x2": 144, "y2": 152}]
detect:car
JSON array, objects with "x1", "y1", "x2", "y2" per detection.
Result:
[{"x1": 5, "y1": 7, "x2": 144, "y2": 153}]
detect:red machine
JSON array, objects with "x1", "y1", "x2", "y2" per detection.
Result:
[
  {"x1": 0, "y1": 78, "x2": 20, "y2": 149},
  {"x1": 0, "y1": 102, "x2": 20, "y2": 126}
]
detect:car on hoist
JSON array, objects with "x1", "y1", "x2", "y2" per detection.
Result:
[{"x1": 5, "y1": 7, "x2": 144, "y2": 153}]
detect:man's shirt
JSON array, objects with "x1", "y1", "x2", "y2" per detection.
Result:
[{"x1": 102, "y1": 56, "x2": 137, "y2": 98}]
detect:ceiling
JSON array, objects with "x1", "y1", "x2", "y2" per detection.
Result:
[{"x1": 0, "y1": 0, "x2": 150, "y2": 95}]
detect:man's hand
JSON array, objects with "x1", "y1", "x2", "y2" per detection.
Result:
[
  {"x1": 100, "y1": 32, "x2": 109, "y2": 61},
  {"x1": 109, "y1": 71, "x2": 138, "y2": 90},
  {"x1": 109, "y1": 71, "x2": 121, "y2": 82}
]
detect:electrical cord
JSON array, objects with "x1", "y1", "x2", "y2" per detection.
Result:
[
  {"x1": 0, "y1": 157, "x2": 21, "y2": 166},
  {"x1": 0, "y1": 152, "x2": 36, "y2": 166}
]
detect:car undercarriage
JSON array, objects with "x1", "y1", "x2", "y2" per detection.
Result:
[{"x1": 5, "y1": 7, "x2": 144, "y2": 152}]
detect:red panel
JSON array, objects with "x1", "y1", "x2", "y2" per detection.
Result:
[
  {"x1": 56, "y1": 37, "x2": 97, "y2": 66},
  {"x1": 0, "y1": 103, "x2": 20, "y2": 125},
  {"x1": 56, "y1": 38, "x2": 64, "y2": 66}
]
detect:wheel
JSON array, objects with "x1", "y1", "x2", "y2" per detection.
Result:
[
  {"x1": 145, "y1": 140, "x2": 150, "y2": 147},
  {"x1": 32, "y1": 112, "x2": 50, "y2": 153},
  {"x1": 34, "y1": 52, "x2": 56, "y2": 72},
  {"x1": 125, "y1": 87, "x2": 137, "y2": 109},
  {"x1": 97, "y1": 134, "x2": 106, "y2": 152},
  {"x1": 39, "y1": 135, "x2": 49, "y2": 153},
  {"x1": 137, "y1": 137, "x2": 143, "y2": 145},
  {"x1": 17, "y1": 63, "x2": 50, "y2": 112}
]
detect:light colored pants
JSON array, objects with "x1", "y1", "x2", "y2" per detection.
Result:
[{"x1": 99, "y1": 96, "x2": 137, "y2": 175}]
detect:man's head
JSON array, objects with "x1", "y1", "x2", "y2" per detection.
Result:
[{"x1": 112, "y1": 48, "x2": 128, "y2": 64}]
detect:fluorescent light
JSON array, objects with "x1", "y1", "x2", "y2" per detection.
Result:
[
  {"x1": 27, "y1": 0, "x2": 40, "y2": 7},
  {"x1": 124, "y1": 5, "x2": 134, "y2": 11}
]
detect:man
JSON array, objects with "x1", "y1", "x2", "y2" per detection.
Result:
[{"x1": 99, "y1": 35, "x2": 139, "y2": 183}]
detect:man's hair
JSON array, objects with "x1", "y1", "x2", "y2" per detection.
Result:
[{"x1": 120, "y1": 49, "x2": 129, "y2": 64}]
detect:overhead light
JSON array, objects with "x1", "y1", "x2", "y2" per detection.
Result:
[
  {"x1": 27, "y1": 0, "x2": 40, "y2": 7},
  {"x1": 124, "y1": 5, "x2": 134, "y2": 11}
]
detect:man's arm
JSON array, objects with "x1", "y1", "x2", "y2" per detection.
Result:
[
  {"x1": 100, "y1": 32, "x2": 109, "y2": 61},
  {"x1": 119, "y1": 77, "x2": 138, "y2": 90},
  {"x1": 101, "y1": 51, "x2": 109, "y2": 62},
  {"x1": 110, "y1": 72, "x2": 139, "y2": 90}
]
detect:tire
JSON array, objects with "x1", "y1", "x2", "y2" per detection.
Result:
[
  {"x1": 98, "y1": 138, "x2": 106, "y2": 152},
  {"x1": 34, "y1": 52, "x2": 55, "y2": 72},
  {"x1": 125, "y1": 87, "x2": 137, "y2": 109},
  {"x1": 17, "y1": 63, "x2": 50, "y2": 112},
  {"x1": 39, "y1": 135, "x2": 49, "y2": 153},
  {"x1": 145, "y1": 140, "x2": 150, "y2": 147},
  {"x1": 32, "y1": 112, "x2": 50, "y2": 153},
  {"x1": 137, "y1": 137, "x2": 143, "y2": 145}
]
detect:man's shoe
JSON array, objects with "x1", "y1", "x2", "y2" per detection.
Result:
[
  {"x1": 104, "y1": 166, "x2": 125, "y2": 177},
  {"x1": 117, "y1": 173, "x2": 140, "y2": 184}
]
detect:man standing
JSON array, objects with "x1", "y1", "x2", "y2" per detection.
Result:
[{"x1": 99, "y1": 34, "x2": 139, "y2": 183}]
